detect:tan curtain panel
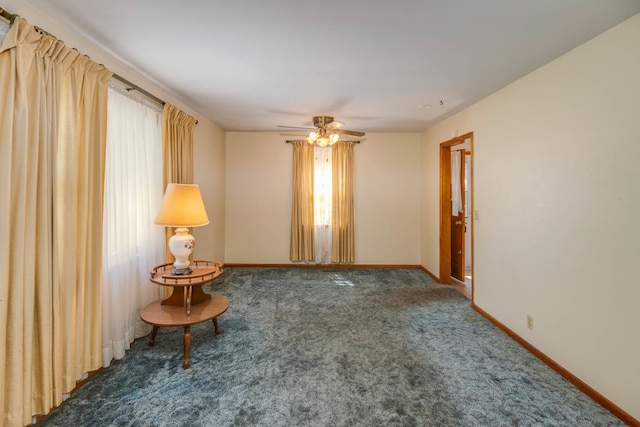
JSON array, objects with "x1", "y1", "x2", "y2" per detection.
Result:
[
  {"x1": 162, "y1": 103, "x2": 197, "y2": 186},
  {"x1": 161, "y1": 103, "x2": 197, "y2": 261},
  {"x1": 0, "y1": 17, "x2": 112, "y2": 427},
  {"x1": 332, "y1": 141, "x2": 355, "y2": 263},
  {"x1": 290, "y1": 140, "x2": 315, "y2": 261}
]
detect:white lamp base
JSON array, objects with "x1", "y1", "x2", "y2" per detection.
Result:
[{"x1": 169, "y1": 227, "x2": 196, "y2": 275}]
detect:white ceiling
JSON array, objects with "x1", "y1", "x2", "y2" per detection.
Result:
[{"x1": 20, "y1": 0, "x2": 640, "y2": 133}]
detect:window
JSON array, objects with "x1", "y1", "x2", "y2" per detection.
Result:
[
  {"x1": 314, "y1": 146, "x2": 332, "y2": 263},
  {"x1": 101, "y1": 82, "x2": 165, "y2": 366}
]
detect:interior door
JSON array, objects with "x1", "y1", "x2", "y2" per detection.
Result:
[{"x1": 450, "y1": 150, "x2": 465, "y2": 281}]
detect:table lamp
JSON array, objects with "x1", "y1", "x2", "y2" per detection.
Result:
[{"x1": 155, "y1": 183, "x2": 209, "y2": 275}]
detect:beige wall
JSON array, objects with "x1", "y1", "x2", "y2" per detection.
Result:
[
  {"x1": 192, "y1": 122, "x2": 226, "y2": 262},
  {"x1": 7, "y1": 0, "x2": 639, "y2": 419},
  {"x1": 4, "y1": 0, "x2": 227, "y2": 262},
  {"x1": 225, "y1": 132, "x2": 421, "y2": 264},
  {"x1": 421, "y1": 14, "x2": 640, "y2": 420}
]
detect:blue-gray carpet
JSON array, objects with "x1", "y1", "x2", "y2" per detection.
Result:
[{"x1": 40, "y1": 267, "x2": 622, "y2": 426}]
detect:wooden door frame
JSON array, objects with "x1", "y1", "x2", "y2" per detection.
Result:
[{"x1": 439, "y1": 132, "x2": 474, "y2": 291}]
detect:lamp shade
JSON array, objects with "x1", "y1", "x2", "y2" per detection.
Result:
[{"x1": 154, "y1": 183, "x2": 209, "y2": 227}]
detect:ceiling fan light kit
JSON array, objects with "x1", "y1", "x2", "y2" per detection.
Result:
[
  {"x1": 307, "y1": 130, "x2": 339, "y2": 146},
  {"x1": 280, "y1": 115, "x2": 366, "y2": 146}
]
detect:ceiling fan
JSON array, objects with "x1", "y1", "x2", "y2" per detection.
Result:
[{"x1": 278, "y1": 116, "x2": 365, "y2": 146}]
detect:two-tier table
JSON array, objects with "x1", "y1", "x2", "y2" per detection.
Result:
[{"x1": 140, "y1": 260, "x2": 228, "y2": 369}]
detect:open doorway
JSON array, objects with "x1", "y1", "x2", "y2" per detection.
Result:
[{"x1": 439, "y1": 132, "x2": 473, "y2": 300}]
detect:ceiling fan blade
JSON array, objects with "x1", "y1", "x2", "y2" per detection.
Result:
[
  {"x1": 325, "y1": 120, "x2": 344, "y2": 130},
  {"x1": 335, "y1": 129, "x2": 365, "y2": 137},
  {"x1": 277, "y1": 125, "x2": 315, "y2": 130},
  {"x1": 279, "y1": 133, "x2": 308, "y2": 137}
]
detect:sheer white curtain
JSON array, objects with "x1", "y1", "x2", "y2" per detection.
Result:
[
  {"x1": 0, "y1": 19, "x2": 8, "y2": 43},
  {"x1": 102, "y1": 82, "x2": 165, "y2": 367},
  {"x1": 314, "y1": 146, "x2": 332, "y2": 263}
]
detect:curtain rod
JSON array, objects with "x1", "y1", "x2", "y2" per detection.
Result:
[
  {"x1": 285, "y1": 140, "x2": 360, "y2": 144},
  {"x1": 111, "y1": 74, "x2": 165, "y2": 107},
  {"x1": 0, "y1": 7, "x2": 162, "y2": 106},
  {"x1": 0, "y1": 6, "x2": 198, "y2": 124},
  {"x1": 0, "y1": 7, "x2": 16, "y2": 24}
]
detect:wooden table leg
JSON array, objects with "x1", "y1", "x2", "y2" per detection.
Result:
[
  {"x1": 149, "y1": 326, "x2": 158, "y2": 346},
  {"x1": 183, "y1": 325, "x2": 191, "y2": 369},
  {"x1": 140, "y1": 291, "x2": 229, "y2": 370}
]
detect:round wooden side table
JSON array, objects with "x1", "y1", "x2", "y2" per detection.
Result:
[{"x1": 140, "y1": 260, "x2": 228, "y2": 369}]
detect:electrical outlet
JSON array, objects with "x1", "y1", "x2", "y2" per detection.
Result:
[{"x1": 527, "y1": 315, "x2": 534, "y2": 330}]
